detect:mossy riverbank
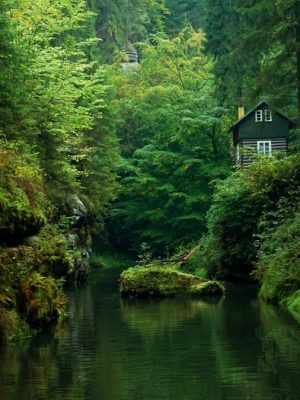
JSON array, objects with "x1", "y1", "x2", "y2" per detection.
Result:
[
  {"x1": 185, "y1": 156, "x2": 300, "y2": 325},
  {"x1": 0, "y1": 144, "x2": 92, "y2": 343},
  {"x1": 0, "y1": 224, "x2": 91, "y2": 343},
  {"x1": 282, "y1": 291, "x2": 300, "y2": 323}
]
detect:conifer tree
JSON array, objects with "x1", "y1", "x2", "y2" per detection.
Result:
[
  {"x1": 202, "y1": 0, "x2": 300, "y2": 120},
  {"x1": 201, "y1": 0, "x2": 252, "y2": 109},
  {"x1": 87, "y1": 0, "x2": 167, "y2": 62},
  {"x1": 237, "y1": 0, "x2": 300, "y2": 120},
  {"x1": 164, "y1": 0, "x2": 205, "y2": 34}
]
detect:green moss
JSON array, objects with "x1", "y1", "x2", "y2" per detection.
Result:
[
  {"x1": 189, "y1": 281, "x2": 225, "y2": 296},
  {"x1": 195, "y1": 267, "x2": 208, "y2": 279},
  {"x1": 0, "y1": 144, "x2": 47, "y2": 243},
  {"x1": 120, "y1": 266, "x2": 225, "y2": 298},
  {"x1": 281, "y1": 290, "x2": 300, "y2": 324}
]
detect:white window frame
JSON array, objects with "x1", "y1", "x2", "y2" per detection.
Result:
[
  {"x1": 255, "y1": 110, "x2": 263, "y2": 122},
  {"x1": 265, "y1": 109, "x2": 272, "y2": 122},
  {"x1": 257, "y1": 140, "x2": 272, "y2": 156}
]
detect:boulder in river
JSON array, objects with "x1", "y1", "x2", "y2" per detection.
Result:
[{"x1": 120, "y1": 266, "x2": 225, "y2": 298}]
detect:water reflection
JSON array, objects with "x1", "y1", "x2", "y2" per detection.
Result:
[
  {"x1": 0, "y1": 269, "x2": 300, "y2": 400},
  {"x1": 121, "y1": 297, "x2": 223, "y2": 336}
]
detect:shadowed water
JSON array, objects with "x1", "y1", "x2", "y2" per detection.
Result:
[{"x1": 1, "y1": 267, "x2": 300, "y2": 400}]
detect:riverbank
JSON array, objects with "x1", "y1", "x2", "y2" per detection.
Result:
[
  {"x1": 187, "y1": 155, "x2": 300, "y2": 326},
  {"x1": 0, "y1": 223, "x2": 91, "y2": 343},
  {"x1": 0, "y1": 144, "x2": 92, "y2": 343}
]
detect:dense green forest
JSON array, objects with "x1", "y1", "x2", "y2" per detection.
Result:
[{"x1": 0, "y1": 0, "x2": 300, "y2": 342}]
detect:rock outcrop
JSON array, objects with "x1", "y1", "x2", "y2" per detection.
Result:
[{"x1": 0, "y1": 146, "x2": 93, "y2": 342}]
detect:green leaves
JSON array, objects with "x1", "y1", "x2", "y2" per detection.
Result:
[
  {"x1": 0, "y1": 1, "x2": 119, "y2": 214},
  {"x1": 107, "y1": 27, "x2": 230, "y2": 253},
  {"x1": 199, "y1": 154, "x2": 300, "y2": 280}
]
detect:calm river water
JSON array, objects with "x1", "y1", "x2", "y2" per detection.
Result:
[{"x1": 1, "y1": 267, "x2": 300, "y2": 400}]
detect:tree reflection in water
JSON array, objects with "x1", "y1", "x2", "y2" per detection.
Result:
[{"x1": 0, "y1": 269, "x2": 300, "y2": 400}]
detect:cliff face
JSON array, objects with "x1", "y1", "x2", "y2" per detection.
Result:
[{"x1": 0, "y1": 146, "x2": 92, "y2": 343}]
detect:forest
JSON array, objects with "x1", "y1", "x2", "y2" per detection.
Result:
[{"x1": 0, "y1": 0, "x2": 300, "y2": 343}]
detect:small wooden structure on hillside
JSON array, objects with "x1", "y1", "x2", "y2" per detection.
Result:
[
  {"x1": 229, "y1": 101, "x2": 295, "y2": 166},
  {"x1": 121, "y1": 41, "x2": 139, "y2": 75}
]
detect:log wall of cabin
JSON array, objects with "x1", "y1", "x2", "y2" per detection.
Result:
[{"x1": 235, "y1": 137, "x2": 288, "y2": 167}]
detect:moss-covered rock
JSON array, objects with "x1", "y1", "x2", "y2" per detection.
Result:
[
  {"x1": 0, "y1": 144, "x2": 47, "y2": 244},
  {"x1": 0, "y1": 141, "x2": 94, "y2": 344},
  {"x1": 189, "y1": 281, "x2": 225, "y2": 296},
  {"x1": 120, "y1": 266, "x2": 225, "y2": 298}
]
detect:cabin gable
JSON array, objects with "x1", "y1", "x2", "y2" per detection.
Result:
[{"x1": 238, "y1": 105, "x2": 290, "y2": 140}]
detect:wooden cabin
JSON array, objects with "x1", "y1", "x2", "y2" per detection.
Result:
[{"x1": 229, "y1": 101, "x2": 295, "y2": 167}]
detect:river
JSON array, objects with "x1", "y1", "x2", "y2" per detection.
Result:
[{"x1": 1, "y1": 267, "x2": 300, "y2": 400}]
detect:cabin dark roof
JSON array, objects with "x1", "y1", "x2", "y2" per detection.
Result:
[{"x1": 229, "y1": 101, "x2": 296, "y2": 132}]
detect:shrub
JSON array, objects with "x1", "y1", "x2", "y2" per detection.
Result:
[
  {"x1": 0, "y1": 309, "x2": 31, "y2": 344},
  {"x1": 254, "y1": 201, "x2": 300, "y2": 306},
  {"x1": 199, "y1": 154, "x2": 300, "y2": 280},
  {"x1": 18, "y1": 272, "x2": 67, "y2": 326},
  {"x1": 0, "y1": 225, "x2": 72, "y2": 339}
]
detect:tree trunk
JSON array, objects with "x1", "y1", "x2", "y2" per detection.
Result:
[{"x1": 210, "y1": 124, "x2": 218, "y2": 159}]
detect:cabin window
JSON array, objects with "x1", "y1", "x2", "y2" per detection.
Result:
[
  {"x1": 257, "y1": 141, "x2": 272, "y2": 156},
  {"x1": 265, "y1": 109, "x2": 272, "y2": 122},
  {"x1": 255, "y1": 110, "x2": 263, "y2": 122}
]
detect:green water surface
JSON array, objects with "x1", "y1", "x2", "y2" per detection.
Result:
[{"x1": 1, "y1": 267, "x2": 300, "y2": 400}]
